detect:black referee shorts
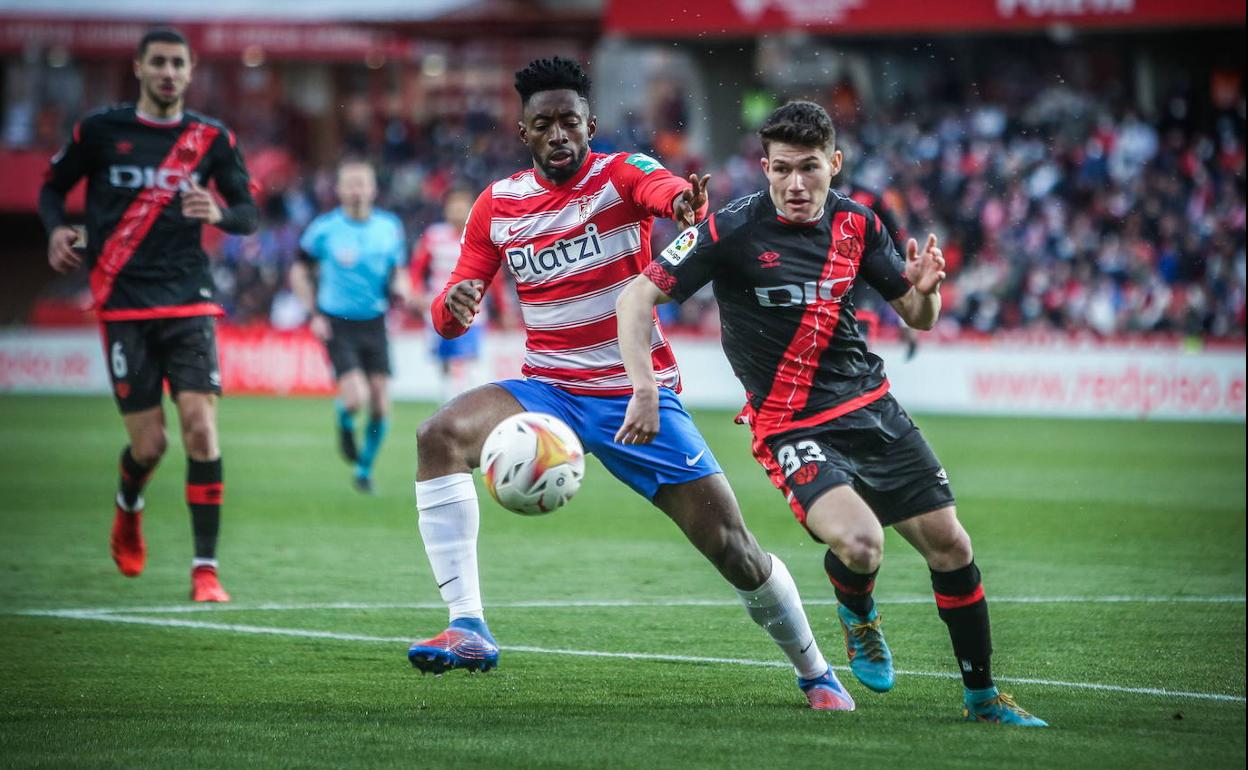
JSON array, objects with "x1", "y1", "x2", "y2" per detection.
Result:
[
  {"x1": 754, "y1": 393, "x2": 955, "y2": 528},
  {"x1": 324, "y1": 314, "x2": 391, "y2": 378},
  {"x1": 102, "y1": 315, "x2": 222, "y2": 414}
]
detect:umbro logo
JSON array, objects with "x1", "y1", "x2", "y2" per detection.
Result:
[{"x1": 757, "y1": 251, "x2": 782, "y2": 268}]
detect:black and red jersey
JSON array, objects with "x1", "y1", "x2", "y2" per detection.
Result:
[
  {"x1": 39, "y1": 104, "x2": 257, "y2": 320},
  {"x1": 644, "y1": 190, "x2": 911, "y2": 439}
]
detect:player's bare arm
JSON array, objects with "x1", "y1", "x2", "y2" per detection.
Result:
[
  {"x1": 613, "y1": 275, "x2": 674, "y2": 445},
  {"x1": 672, "y1": 173, "x2": 711, "y2": 228},
  {"x1": 445, "y1": 279, "x2": 485, "y2": 327},
  {"x1": 47, "y1": 226, "x2": 82, "y2": 273},
  {"x1": 289, "y1": 259, "x2": 330, "y2": 341},
  {"x1": 890, "y1": 233, "x2": 945, "y2": 331}
]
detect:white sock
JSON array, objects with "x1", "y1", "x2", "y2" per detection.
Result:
[
  {"x1": 192, "y1": 557, "x2": 218, "y2": 569},
  {"x1": 416, "y1": 473, "x2": 484, "y2": 622},
  {"x1": 736, "y1": 553, "x2": 828, "y2": 679}
]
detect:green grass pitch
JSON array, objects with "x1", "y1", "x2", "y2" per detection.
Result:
[{"x1": 0, "y1": 394, "x2": 1243, "y2": 769}]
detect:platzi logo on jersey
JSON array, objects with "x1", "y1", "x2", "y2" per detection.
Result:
[
  {"x1": 505, "y1": 224, "x2": 604, "y2": 281},
  {"x1": 660, "y1": 227, "x2": 698, "y2": 266},
  {"x1": 755, "y1": 277, "x2": 854, "y2": 307},
  {"x1": 108, "y1": 165, "x2": 202, "y2": 192},
  {"x1": 625, "y1": 153, "x2": 663, "y2": 174}
]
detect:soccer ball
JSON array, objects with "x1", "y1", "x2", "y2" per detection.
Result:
[{"x1": 480, "y1": 412, "x2": 585, "y2": 515}]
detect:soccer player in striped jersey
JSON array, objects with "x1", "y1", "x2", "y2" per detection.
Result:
[
  {"x1": 38, "y1": 28, "x2": 258, "y2": 601},
  {"x1": 616, "y1": 101, "x2": 1046, "y2": 726},
  {"x1": 409, "y1": 57, "x2": 852, "y2": 709}
]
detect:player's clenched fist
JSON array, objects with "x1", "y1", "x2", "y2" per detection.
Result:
[
  {"x1": 445, "y1": 279, "x2": 485, "y2": 327},
  {"x1": 181, "y1": 178, "x2": 222, "y2": 225},
  {"x1": 47, "y1": 226, "x2": 82, "y2": 273}
]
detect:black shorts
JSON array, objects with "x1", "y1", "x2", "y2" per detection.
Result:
[
  {"x1": 753, "y1": 393, "x2": 955, "y2": 528},
  {"x1": 324, "y1": 315, "x2": 390, "y2": 378},
  {"x1": 102, "y1": 315, "x2": 222, "y2": 414}
]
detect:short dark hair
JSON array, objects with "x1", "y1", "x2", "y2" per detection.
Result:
[
  {"x1": 514, "y1": 56, "x2": 591, "y2": 104},
  {"x1": 137, "y1": 28, "x2": 191, "y2": 60},
  {"x1": 758, "y1": 101, "x2": 836, "y2": 155}
]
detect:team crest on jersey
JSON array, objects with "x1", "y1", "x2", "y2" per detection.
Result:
[
  {"x1": 625, "y1": 153, "x2": 663, "y2": 174},
  {"x1": 660, "y1": 227, "x2": 698, "y2": 266},
  {"x1": 576, "y1": 195, "x2": 593, "y2": 223}
]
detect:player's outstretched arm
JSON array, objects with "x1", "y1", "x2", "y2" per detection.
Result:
[
  {"x1": 613, "y1": 275, "x2": 673, "y2": 445},
  {"x1": 889, "y1": 233, "x2": 945, "y2": 331}
]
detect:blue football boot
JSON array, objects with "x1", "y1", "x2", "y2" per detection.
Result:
[
  {"x1": 963, "y1": 686, "x2": 1048, "y2": 727},
  {"x1": 837, "y1": 604, "x2": 895, "y2": 693},
  {"x1": 408, "y1": 617, "x2": 500, "y2": 674},
  {"x1": 797, "y1": 666, "x2": 856, "y2": 711}
]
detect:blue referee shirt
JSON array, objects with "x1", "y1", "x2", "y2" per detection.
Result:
[{"x1": 300, "y1": 208, "x2": 406, "y2": 320}]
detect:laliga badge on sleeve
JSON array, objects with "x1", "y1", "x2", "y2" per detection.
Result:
[{"x1": 660, "y1": 226, "x2": 699, "y2": 266}]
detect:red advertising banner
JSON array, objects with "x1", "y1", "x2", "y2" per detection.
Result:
[
  {"x1": 605, "y1": 0, "x2": 1245, "y2": 36},
  {"x1": 0, "y1": 17, "x2": 410, "y2": 60},
  {"x1": 215, "y1": 326, "x2": 334, "y2": 396}
]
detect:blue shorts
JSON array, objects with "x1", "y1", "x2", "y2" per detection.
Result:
[
  {"x1": 435, "y1": 324, "x2": 483, "y2": 361},
  {"x1": 497, "y1": 379, "x2": 722, "y2": 501}
]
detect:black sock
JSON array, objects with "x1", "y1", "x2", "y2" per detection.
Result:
[
  {"x1": 824, "y1": 549, "x2": 878, "y2": 618},
  {"x1": 186, "y1": 457, "x2": 223, "y2": 562},
  {"x1": 119, "y1": 446, "x2": 154, "y2": 509},
  {"x1": 931, "y1": 560, "x2": 993, "y2": 690}
]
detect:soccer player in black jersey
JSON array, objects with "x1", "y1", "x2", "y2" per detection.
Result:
[
  {"x1": 615, "y1": 101, "x2": 1046, "y2": 726},
  {"x1": 38, "y1": 28, "x2": 258, "y2": 602}
]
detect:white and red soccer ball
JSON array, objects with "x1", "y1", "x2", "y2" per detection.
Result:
[{"x1": 480, "y1": 412, "x2": 585, "y2": 515}]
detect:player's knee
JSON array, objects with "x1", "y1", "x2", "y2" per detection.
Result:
[
  {"x1": 133, "y1": 429, "x2": 168, "y2": 465},
  {"x1": 182, "y1": 417, "x2": 218, "y2": 460},
  {"x1": 927, "y1": 527, "x2": 973, "y2": 571},
  {"x1": 416, "y1": 411, "x2": 474, "y2": 468},
  {"x1": 834, "y1": 533, "x2": 883, "y2": 573}
]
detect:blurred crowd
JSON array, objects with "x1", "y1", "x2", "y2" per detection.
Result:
[{"x1": 208, "y1": 72, "x2": 1246, "y2": 340}]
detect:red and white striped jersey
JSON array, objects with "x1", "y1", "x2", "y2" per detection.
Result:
[
  {"x1": 431, "y1": 151, "x2": 700, "y2": 396},
  {"x1": 411, "y1": 222, "x2": 511, "y2": 323}
]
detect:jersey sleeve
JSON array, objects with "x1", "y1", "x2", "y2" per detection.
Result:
[
  {"x1": 612, "y1": 153, "x2": 705, "y2": 222},
  {"x1": 429, "y1": 188, "x2": 503, "y2": 338},
  {"x1": 643, "y1": 218, "x2": 720, "y2": 303},
  {"x1": 298, "y1": 217, "x2": 327, "y2": 260},
  {"x1": 38, "y1": 119, "x2": 91, "y2": 234},
  {"x1": 857, "y1": 209, "x2": 910, "y2": 302},
  {"x1": 409, "y1": 231, "x2": 432, "y2": 293},
  {"x1": 208, "y1": 128, "x2": 258, "y2": 234}
]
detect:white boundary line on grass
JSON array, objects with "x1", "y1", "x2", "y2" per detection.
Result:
[
  {"x1": 17, "y1": 607, "x2": 1246, "y2": 705},
  {"x1": 22, "y1": 594, "x2": 1248, "y2": 616}
]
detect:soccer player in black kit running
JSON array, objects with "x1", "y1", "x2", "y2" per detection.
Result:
[
  {"x1": 615, "y1": 101, "x2": 1046, "y2": 726},
  {"x1": 39, "y1": 28, "x2": 258, "y2": 601}
]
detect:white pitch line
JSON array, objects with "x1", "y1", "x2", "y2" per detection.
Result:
[
  {"x1": 18, "y1": 594, "x2": 1247, "y2": 617},
  {"x1": 22, "y1": 609, "x2": 1247, "y2": 705}
]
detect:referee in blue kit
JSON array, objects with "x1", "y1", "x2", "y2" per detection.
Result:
[{"x1": 292, "y1": 158, "x2": 416, "y2": 493}]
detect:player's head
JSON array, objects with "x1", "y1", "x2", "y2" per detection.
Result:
[
  {"x1": 515, "y1": 56, "x2": 596, "y2": 184},
  {"x1": 134, "y1": 28, "x2": 193, "y2": 112},
  {"x1": 335, "y1": 158, "x2": 378, "y2": 218},
  {"x1": 443, "y1": 187, "x2": 474, "y2": 231},
  {"x1": 758, "y1": 101, "x2": 843, "y2": 224}
]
